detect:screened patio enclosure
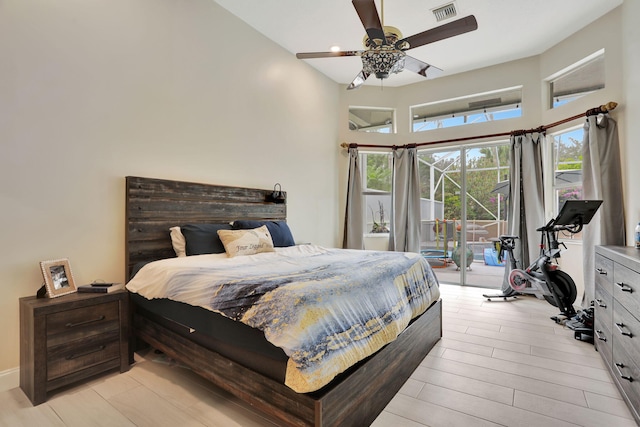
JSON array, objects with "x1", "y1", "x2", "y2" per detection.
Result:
[{"x1": 362, "y1": 142, "x2": 510, "y2": 288}]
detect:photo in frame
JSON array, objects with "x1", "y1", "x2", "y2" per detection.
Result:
[{"x1": 40, "y1": 258, "x2": 77, "y2": 298}]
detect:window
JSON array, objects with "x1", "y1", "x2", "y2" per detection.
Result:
[
  {"x1": 548, "y1": 50, "x2": 605, "y2": 109},
  {"x1": 551, "y1": 127, "x2": 584, "y2": 213},
  {"x1": 349, "y1": 107, "x2": 395, "y2": 133},
  {"x1": 411, "y1": 86, "x2": 522, "y2": 132},
  {"x1": 361, "y1": 152, "x2": 392, "y2": 233}
]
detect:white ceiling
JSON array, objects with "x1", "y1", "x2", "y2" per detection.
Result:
[{"x1": 214, "y1": 0, "x2": 622, "y2": 88}]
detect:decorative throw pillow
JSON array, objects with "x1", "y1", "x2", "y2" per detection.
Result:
[
  {"x1": 169, "y1": 227, "x2": 186, "y2": 257},
  {"x1": 217, "y1": 225, "x2": 275, "y2": 257},
  {"x1": 181, "y1": 223, "x2": 233, "y2": 256},
  {"x1": 232, "y1": 220, "x2": 295, "y2": 247}
]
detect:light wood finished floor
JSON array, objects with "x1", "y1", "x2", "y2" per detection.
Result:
[{"x1": 2, "y1": 284, "x2": 637, "y2": 427}]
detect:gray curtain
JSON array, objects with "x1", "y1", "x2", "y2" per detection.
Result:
[
  {"x1": 389, "y1": 146, "x2": 421, "y2": 253},
  {"x1": 582, "y1": 114, "x2": 625, "y2": 305},
  {"x1": 343, "y1": 146, "x2": 364, "y2": 249},
  {"x1": 501, "y1": 132, "x2": 546, "y2": 295}
]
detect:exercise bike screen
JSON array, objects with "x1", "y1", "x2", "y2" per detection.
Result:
[{"x1": 554, "y1": 200, "x2": 602, "y2": 226}]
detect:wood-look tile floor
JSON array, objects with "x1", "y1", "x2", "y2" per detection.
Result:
[{"x1": 2, "y1": 284, "x2": 637, "y2": 427}]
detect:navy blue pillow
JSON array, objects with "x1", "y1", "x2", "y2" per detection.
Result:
[
  {"x1": 181, "y1": 223, "x2": 233, "y2": 255},
  {"x1": 232, "y1": 220, "x2": 295, "y2": 247}
]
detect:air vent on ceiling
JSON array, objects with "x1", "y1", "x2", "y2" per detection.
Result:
[{"x1": 432, "y1": 3, "x2": 457, "y2": 22}]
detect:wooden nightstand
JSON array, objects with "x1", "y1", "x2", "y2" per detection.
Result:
[{"x1": 19, "y1": 290, "x2": 129, "y2": 405}]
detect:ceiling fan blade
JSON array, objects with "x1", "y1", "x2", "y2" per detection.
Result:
[
  {"x1": 347, "y1": 70, "x2": 370, "y2": 90},
  {"x1": 296, "y1": 50, "x2": 361, "y2": 59},
  {"x1": 403, "y1": 56, "x2": 444, "y2": 78},
  {"x1": 396, "y1": 15, "x2": 478, "y2": 50},
  {"x1": 352, "y1": 0, "x2": 387, "y2": 46}
]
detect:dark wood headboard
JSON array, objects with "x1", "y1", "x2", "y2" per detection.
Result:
[{"x1": 125, "y1": 176, "x2": 286, "y2": 281}]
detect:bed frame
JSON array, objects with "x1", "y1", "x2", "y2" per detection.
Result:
[{"x1": 125, "y1": 176, "x2": 442, "y2": 427}]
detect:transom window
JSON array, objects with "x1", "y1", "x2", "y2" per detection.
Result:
[
  {"x1": 548, "y1": 50, "x2": 605, "y2": 109},
  {"x1": 349, "y1": 107, "x2": 395, "y2": 133},
  {"x1": 411, "y1": 86, "x2": 522, "y2": 132}
]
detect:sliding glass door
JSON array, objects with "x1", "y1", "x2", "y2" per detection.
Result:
[{"x1": 418, "y1": 142, "x2": 510, "y2": 287}]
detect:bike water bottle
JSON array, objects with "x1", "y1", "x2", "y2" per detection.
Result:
[{"x1": 636, "y1": 223, "x2": 640, "y2": 249}]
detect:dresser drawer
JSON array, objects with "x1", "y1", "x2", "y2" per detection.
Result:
[
  {"x1": 612, "y1": 339, "x2": 640, "y2": 420},
  {"x1": 612, "y1": 302, "x2": 640, "y2": 360},
  {"x1": 595, "y1": 253, "x2": 614, "y2": 294},
  {"x1": 46, "y1": 301, "x2": 120, "y2": 346},
  {"x1": 594, "y1": 285, "x2": 613, "y2": 333},
  {"x1": 47, "y1": 330, "x2": 121, "y2": 380},
  {"x1": 613, "y1": 263, "x2": 640, "y2": 316},
  {"x1": 594, "y1": 317, "x2": 612, "y2": 365}
]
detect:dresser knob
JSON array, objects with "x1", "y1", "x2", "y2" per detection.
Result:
[
  {"x1": 615, "y1": 363, "x2": 634, "y2": 382},
  {"x1": 615, "y1": 282, "x2": 634, "y2": 293},
  {"x1": 65, "y1": 315, "x2": 106, "y2": 328},
  {"x1": 615, "y1": 322, "x2": 633, "y2": 337},
  {"x1": 65, "y1": 345, "x2": 106, "y2": 360}
]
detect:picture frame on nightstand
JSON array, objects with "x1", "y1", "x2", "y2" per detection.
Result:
[{"x1": 40, "y1": 258, "x2": 77, "y2": 298}]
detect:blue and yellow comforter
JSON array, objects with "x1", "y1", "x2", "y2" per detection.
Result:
[{"x1": 126, "y1": 245, "x2": 440, "y2": 392}]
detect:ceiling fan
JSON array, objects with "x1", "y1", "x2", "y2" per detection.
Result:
[{"x1": 296, "y1": 0, "x2": 478, "y2": 90}]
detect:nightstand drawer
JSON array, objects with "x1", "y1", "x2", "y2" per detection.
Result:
[
  {"x1": 47, "y1": 331, "x2": 121, "y2": 380},
  {"x1": 46, "y1": 301, "x2": 119, "y2": 345}
]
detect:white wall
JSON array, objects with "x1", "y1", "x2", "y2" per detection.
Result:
[
  {"x1": 0, "y1": 0, "x2": 340, "y2": 374},
  {"x1": 621, "y1": 0, "x2": 640, "y2": 234}
]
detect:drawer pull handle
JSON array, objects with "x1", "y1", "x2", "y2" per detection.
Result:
[
  {"x1": 65, "y1": 315, "x2": 106, "y2": 328},
  {"x1": 615, "y1": 282, "x2": 633, "y2": 293},
  {"x1": 615, "y1": 363, "x2": 634, "y2": 382},
  {"x1": 615, "y1": 322, "x2": 633, "y2": 337},
  {"x1": 595, "y1": 329, "x2": 607, "y2": 342},
  {"x1": 595, "y1": 299, "x2": 607, "y2": 308},
  {"x1": 596, "y1": 268, "x2": 608, "y2": 275},
  {"x1": 65, "y1": 345, "x2": 106, "y2": 360}
]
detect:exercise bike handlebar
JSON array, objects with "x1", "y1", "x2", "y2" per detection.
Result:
[{"x1": 536, "y1": 217, "x2": 584, "y2": 235}]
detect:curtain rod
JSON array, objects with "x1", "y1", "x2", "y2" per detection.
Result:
[{"x1": 341, "y1": 101, "x2": 618, "y2": 150}]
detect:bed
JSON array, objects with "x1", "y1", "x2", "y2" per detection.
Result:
[{"x1": 125, "y1": 176, "x2": 442, "y2": 427}]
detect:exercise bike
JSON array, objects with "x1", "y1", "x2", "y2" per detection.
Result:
[{"x1": 484, "y1": 200, "x2": 602, "y2": 324}]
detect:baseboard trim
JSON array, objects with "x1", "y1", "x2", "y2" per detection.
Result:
[{"x1": 0, "y1": 367, "x2": 20, "y2": 392}]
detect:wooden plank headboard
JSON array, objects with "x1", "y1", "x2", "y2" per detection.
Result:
[{"x1": 125, "y1": 176, "x2": 286, "y2": 281}]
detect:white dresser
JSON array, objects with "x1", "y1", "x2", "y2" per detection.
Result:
[{"x1": 594, "y1": 245, "x2": 640, "y2": 424}]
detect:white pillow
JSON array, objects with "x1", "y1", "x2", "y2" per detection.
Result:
[
  {"x1": 169, "y1": 226, "x2": 186, "y2": 257},
  {"x1": 217, "y1": 225, "x2": 275, "y2": 258}
]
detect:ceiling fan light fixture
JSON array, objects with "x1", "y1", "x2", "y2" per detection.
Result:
[{"x1": 361, "y1": 49, "x2": 406, "y2": 79}]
